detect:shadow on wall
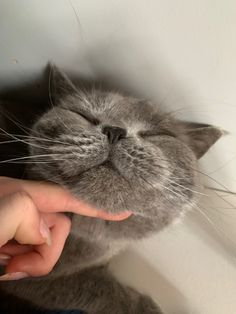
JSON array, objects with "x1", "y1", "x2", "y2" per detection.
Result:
[
  {"x1": 0, "y1": 66, "x2": 49, "y2": 103},
  {"x1": 109, "y1": 248, "x2": 191, "y2": 314},
  {"x1": 0, "y1": 66, "x2": 51, "y2": 178}
]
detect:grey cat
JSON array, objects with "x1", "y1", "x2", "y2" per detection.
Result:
[{"x1": 0, "y1": 66, "x2": 222, "y2": 313}]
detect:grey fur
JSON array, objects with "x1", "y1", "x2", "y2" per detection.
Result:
[{"x1": 0, "y1": 66, "x2": 222, "y2": 313}]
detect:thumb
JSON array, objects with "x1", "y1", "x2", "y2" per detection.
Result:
[{"x1": 0, "y1": 191, "x2": 51, "y2": 248}]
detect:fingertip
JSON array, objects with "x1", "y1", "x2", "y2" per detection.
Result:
[
  {"x1": 97, "y1": 210, "x2": 132, "y2": 221},
  {"x1": 5, "y1": 252, "x2": 50, "y2": 277}
]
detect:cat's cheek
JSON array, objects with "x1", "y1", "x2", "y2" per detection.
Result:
[
  {"x1": 30, "y1": 135, "x2": 109, "y2": 179},
  {"x1": 110, "y1": 140, "x2": 169, "y2": 188}
]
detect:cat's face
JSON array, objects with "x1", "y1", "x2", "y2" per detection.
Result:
[{"x1": 28, "y1": 66, "x2": 222, "y2": 239}]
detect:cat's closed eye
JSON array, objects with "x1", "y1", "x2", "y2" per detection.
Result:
[
  {"x1": 69, "y1": 109, "x2": 100, "y2": 125},
  {"x1": 139, "y1": 130, "x2": 176, "y2": 139}
]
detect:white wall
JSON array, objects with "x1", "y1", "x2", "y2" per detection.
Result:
[{"x1": 0, "y1": 1, "x2": 236, "y2": 313}]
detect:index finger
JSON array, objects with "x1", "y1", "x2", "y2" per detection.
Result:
[{"x1": 0, "y1": 177, "x2": 132, "y2": 221}]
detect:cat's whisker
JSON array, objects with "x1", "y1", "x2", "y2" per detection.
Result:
[
  {"x1": 189, "y1": 168, "x2": 236, "y2": 210},
  {"x1": 26, "y1": 137, "x2": 73, "y2": 147},
  {"x1": 155, "y1": 155, "x2": 236, "y2": 199},
  {"x1": 212, "y1": 190, "x2": 235, "y2": 210},
  {"x1": 0, "y1": 108, "x2": 34, "y2": 136},
  {"x1": 0, "y1": 127, "x2": 50, "y2": 150},
  {"x1": 156, "y1": 175, "x2": 236, "y2": 245},
  {"x1": 4, "y1": 161, "x2": 58, "y2": 164},
  {"x1": 0, "y1": 154, "x2": 65, "y2": 164},
  {"x1": 153, "y1": 155, "x2": 236, "y2": 202},
  {"x1": 192, "y1": 168, "x2": 233, "y2": 192},
  {"x1": 136, "y1": 168, "x2": 236, "y2": 231},
  {"x1": 0, "y1": 131, "x2": 73, "y2": 149},
  {"x1": 164, "y1": 176, "x2": 208, "y2": 196},
  {"x1": 10, "y1": 133, "x2": 50, "y2": 141},
  {"x1": 207, "y1": 205, "x2": 236, "y2": 215},
  {"x1": 0, "y1": 139, "x2": 22, "y2": 145},
  {"x1": 138, "y1": 172, "x2": 186, "y2": 203},
  {"x1": 204, "y1": 186, "x2": 236, "y2": 196},
  {"x1": 0, "y1": 108, "x2": 51, "y2": 140},
  {"x1": 208, "y1": 206, "x2": 236, "y2": 210},
  {"x1": 159, "y1": 172, "x2": 236, "y2": 247}
]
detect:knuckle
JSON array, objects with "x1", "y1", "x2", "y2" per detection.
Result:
[{"x1": 13, "y1": 190, "x2": 35, "y2": 214}]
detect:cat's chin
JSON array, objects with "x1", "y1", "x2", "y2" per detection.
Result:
[
  {"x1": 67, "y1": 166, "x2": 167, "y2": 216},
  {"x1": 26, "y1": 162, "x2": 131, "y2": 214},
  {"x1": 63, "y1": 164, "x2": 136, "y2": 214},
  {"x1": 30, "y1": 163, "x2": 138, "y2": 215},
  {"x1": 28, "y1": 161, "x2": 193, "y2": 217}
]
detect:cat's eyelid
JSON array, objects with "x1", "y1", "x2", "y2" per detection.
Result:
[
  {"x1": 139, "y1": 130, "x2": 176, "y2": 138},
  {"x1": 78, "y1": 112, "x2": 100, "y2": 125},
  {"x1": 70, "y1": 109, "x2": 99, "y2": 125}
]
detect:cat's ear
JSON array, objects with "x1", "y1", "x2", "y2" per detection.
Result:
[
  {"x1": 180, "y1": 121, "x2": 225, "y2": 159},
  {"x1": 49, "y1": 64, "x2": 77, "y2": 103}
]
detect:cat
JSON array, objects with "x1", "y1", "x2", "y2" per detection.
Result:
[{"x1": 0, "y1": 65, "x2": 223, "y2": 314}]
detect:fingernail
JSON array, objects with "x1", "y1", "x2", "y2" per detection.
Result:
[
  {"x1": 0, "y1": 253, "x2": 11, "y2": 260},
  {"x1": 0, "y1": 254, "x2": 11, "y2": 266},
  {"x1": 39, "y1": 218, "x2": 52, "y2": 246},
  {"x1": 0, "y1": 272, "x2": 28, "y2": 281}
]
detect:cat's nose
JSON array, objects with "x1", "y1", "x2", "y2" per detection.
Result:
[{"x1": 102, "y1": 126, "x2": 127, "y2": 144}]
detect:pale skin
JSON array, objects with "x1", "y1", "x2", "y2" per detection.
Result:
[{"x1": 0, "y1": 177, "x2": 131, "y2": 281}]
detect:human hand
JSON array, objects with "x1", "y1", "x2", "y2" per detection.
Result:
[{"x1": 0, "y1": 177, "x2": 131, "y2": 280}]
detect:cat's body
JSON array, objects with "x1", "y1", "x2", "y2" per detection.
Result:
[{"x1": 0, "y1": 66, "x2": 222, "y2": 313}]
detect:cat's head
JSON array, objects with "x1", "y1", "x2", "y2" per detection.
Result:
[{"x1": 28, "y1": 66, "x2": 222, "y2": 239}]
